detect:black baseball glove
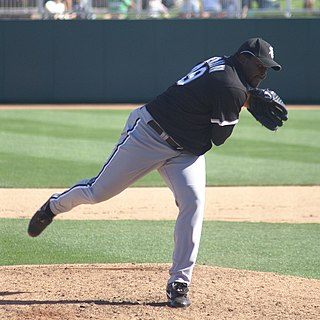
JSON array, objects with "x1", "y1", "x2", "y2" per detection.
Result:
[{"x1": 247, "y1": 88, "x2": 288, "y2": 131}]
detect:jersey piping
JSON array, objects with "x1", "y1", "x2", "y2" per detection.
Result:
[
  {"x1": 54, "y1": 117, "x2": 142, "y2": 198},
  {"x1": 210, "y1": 118, "x2": 239, "y2": 126}
]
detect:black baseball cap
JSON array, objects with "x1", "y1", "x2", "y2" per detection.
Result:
[{"x1": 236, "y1": 38, "x2": 282, "y2": 71}]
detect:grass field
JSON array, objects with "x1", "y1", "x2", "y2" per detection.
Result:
[
  {"x1": 1, "y1": 219, "x2": 319, "y2": 279},
  {"x1": 0, "y1": 107, "x2": 319, "y2": 280},
  {"x1": 0, "y1": 108, "x2": 319, "y2": 187}
]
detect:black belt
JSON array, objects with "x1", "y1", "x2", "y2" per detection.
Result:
[{"x1": 147, "y1": 120, "x2": 183, "y2": 150}]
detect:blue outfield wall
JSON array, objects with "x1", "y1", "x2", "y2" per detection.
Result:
[{"x1": 0, "y1": 19, "x2": 319, "y2": 104}]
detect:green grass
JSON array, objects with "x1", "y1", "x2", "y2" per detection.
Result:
[
  {"x1": 1, "y1": 108, "x2": 319, "y2": 281},
  {"x1": 0, "y1": 108, "x2": 319, "y2": 187},
  {"x1": 0, "y1": 109, "x2": 130, "y2": 187},
  {"x1": 205, "y1": 109, "x2": 320, "y2": 185},
  {"x1": 1, "y1": 218, "x2": 319, "y2": 279}
]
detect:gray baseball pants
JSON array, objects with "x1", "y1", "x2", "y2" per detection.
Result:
[{"x1": 50, "y1": 106, "x2": 206, "y2": 285}]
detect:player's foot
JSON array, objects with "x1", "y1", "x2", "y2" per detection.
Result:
[
  {"x1": 166, "y1": 282, "x2": 191, "y2": 308},
  {"x1": 27, "y1": 198, "x2": 55, "y2": 237}
]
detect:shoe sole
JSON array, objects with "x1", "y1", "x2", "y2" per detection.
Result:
[{"x1": 167, "y1": 299, "x2": 191, "y2": 308}]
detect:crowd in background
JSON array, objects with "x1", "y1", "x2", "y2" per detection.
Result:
[
  {"x1": 41, "y1": 0, "x2": 318, "y2": 19},
  {"x1": 0, "y1": 0, "x2": 317, "y2": 19}
]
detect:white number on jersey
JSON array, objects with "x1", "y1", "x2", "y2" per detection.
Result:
[{"x1": 176, "y1": 57, "x2": 225, "y2": 86}]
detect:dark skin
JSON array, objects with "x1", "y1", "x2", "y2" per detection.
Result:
[{"x1": 236, "y1": 53, "x2": 268, "y2": 88}]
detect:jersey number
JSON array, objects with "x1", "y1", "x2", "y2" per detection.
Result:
[
  {"x1": 176, "y1": 63, "x2": 207, "y2": 86},
  {"x1": 176, "y1": 57, "x2": 225, "y2": 86}
]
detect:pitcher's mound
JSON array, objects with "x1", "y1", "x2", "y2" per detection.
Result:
[{"x1": 1, "y1": 263, "x2": 319, "y2": 320}]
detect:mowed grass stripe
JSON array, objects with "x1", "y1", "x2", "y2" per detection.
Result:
[
  {"x1": 0, "y1": 110, "x2": 126, "y2": 141},
  {"x1": 205, "y1": 155, "x2": 319, "y2": 186},
  {"x1": 0, "y1": 109, "x2": 131, "y2": 130},
  {"x1": 0, "y1": 131, "x2": 116, "y2": 163},
  {"x1": 215, "y1": 139, "x2": 319, "y2": 164},
  {"x1": 0, "y1": 109, "x2": 319, "y2": 187},
  {"x1": 0, "y1": 152, "x2": 103, "y2": 188},
  {"x1": 1, "y1": 219, "x2": 319, "y2": 279}
]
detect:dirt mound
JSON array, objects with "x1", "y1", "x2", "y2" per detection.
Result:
[{"x1": 1, "y1": 263, "x2": 319, "y2": 320}]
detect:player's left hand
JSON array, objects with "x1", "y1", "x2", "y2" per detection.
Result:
[{"x1": 247, "y1": 88, "x2": 288, "y2": 131}]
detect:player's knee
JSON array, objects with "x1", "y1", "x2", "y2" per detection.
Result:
[
  {"x1": 177, "y1": 196, "x2": 204, "y2": 214},
  {"x1": 89, "y1": 187, "x2": 117, "y2": 204},
  {"x1": 90, "y1": 191, "x2": 105, "y2": 204}
]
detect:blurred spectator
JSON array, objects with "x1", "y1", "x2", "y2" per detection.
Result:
[
  {"x1": 44, "y1": 0, "x2": 66, "y2": 18},
  {"x1": 44, "y1": 0, "x2": 86, "y2": 19},
  {"x1": 72, "y1": 0, "x2": 91, "y2": 18},
  {"x1": 179, "y1": 0, "x2": 200, "y2": 18},
  {"x1": 304, "y1": 0, "x2": 315, "y2": 9},
  {"x1": 146, "y1": 0, "x2": 170, "y2": 17},
  {"x1": 241, "y1": 0, "x2": 279, "y2": 18},
  {"x1": 241, "y1": 0, "x2": 252, "y2": 17},
  {"x1": 259, "y1": 0, "x2": 279, "y2": 8},
  {"x1": 162, "y1": 0, "x2": 175, "y2": 8},
  {"x1": 44, "y1": 0, "x2": 66, "y2": 16},
  {"x1": 106, "y1": 0, "x2": 132, "y2": 19},
  {"x1": 221, "y1": 0, "x2": 240, "y2": 17},
  {"x1": 241, "y1": 0, "x2": 248, "y2": 17},
  {"x1": 201, "y1": 0, "x2": 222, "y2": 18},
  {"x1": 65, "y1": 0, "x2": 72, "y2": 11}
]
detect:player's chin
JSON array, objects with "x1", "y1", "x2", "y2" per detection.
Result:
[{"x1": 249, "y1": 77, "x2": 264, "y2": 88}]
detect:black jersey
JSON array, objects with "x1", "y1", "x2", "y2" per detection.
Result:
[{"x1": 146, "y1": 55, "x2": 249, "y2": 156}]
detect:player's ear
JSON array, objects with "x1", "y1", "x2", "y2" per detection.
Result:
[{"x1": 237, "y1": 53, "x2": 248, "y2": 66}]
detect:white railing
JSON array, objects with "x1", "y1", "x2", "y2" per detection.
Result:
[
  {"x1": 0, "y1": 0, "x2": 319, "y2": 19},
  {"x1": 0, "y1": 0, "x2": 43, "y2": 17}
]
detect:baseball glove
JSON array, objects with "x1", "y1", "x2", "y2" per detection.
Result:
[{"x1": 247, "y1": 88, "x2": 288, "y2": 131}]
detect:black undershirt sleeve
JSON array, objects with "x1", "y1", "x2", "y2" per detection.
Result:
[
  {"x1": 211, "y1": 124, "x2": 235, "y2": 146},
  {"x1": 210, "y1": 87, "x2": 247, "y2": 146}
]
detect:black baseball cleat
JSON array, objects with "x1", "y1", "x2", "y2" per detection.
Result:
[
  {"x1": 166, "y1": 282, "x2": 191, "y2": 308},
  {"x1": 27, "y1": 199, "x2": 55, "y2": 237}
]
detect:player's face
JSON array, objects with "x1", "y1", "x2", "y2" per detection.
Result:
[{"x1": 240, "y1": 55, "x2": 268, "y2": 88}]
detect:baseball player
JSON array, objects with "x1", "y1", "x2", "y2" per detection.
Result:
[{"x1": 28, "y1": 37, "x2": 287, "y2": 308}]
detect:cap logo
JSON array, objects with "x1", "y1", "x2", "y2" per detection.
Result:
[{"x1": 269, "y1": 46, "x2": 274, "y2": 59}]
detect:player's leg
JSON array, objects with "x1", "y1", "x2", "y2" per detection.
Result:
[
  {"x1": 158, "y1": 153, "x2": 206, "y2": 307},
  {"x1": 28, "y1": 106, "x2": 180, "y2": 236},
  {"x1": 49, "y1": 128, "x2": 159, "y2": 214},
  {"x1": 49, "y1": 106, "x2": 179, "y2": 213}
]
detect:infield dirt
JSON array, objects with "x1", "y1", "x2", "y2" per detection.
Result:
[{"x1": 1, "y1": 186, "x2": 320, "y2": 320}]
